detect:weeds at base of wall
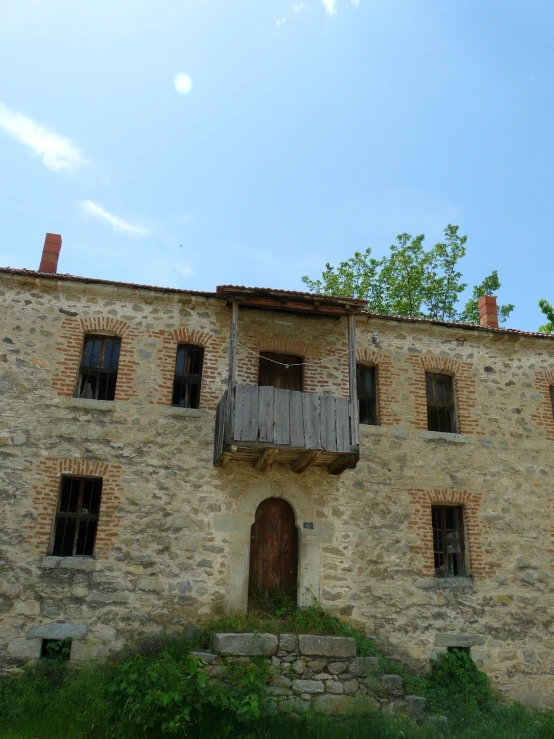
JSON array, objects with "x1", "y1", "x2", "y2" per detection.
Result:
[{"x1": 1, "y1": 607, "x2": 554, "y2": 738}]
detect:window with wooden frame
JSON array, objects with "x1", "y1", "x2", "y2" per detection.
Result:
[
  {"x1": 432, "y1": 505, "x2": 466, "y2": 577},
  {"x1": 357, "y1": 364, "x2": 378, "y2": 425},
  {"x1": 75, "y1": 335, "x2": 121, "y2": 401},
  {"x1": 426, "y1": 373, "x2": 458, "y2": 433},
  {"x1": 51, "y1": 477, "x2": 103, "y2": 557},
  {"x1": 172, "y1": 344, "x2": 204, "y2": 408}
]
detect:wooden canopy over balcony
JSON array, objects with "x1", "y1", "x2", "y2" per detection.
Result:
[
  {"x1": 214, "y1": 384, "x2": 359, "y2": 475},
  {"x1": 213, "y1": 285, "x2": 367, "y2": 475}
]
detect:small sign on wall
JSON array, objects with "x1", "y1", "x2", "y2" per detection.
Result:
[{"x1": 303, "y1": 522, "x2": 314, "y2": 529}]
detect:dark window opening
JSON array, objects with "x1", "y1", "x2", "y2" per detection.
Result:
[
  {"x1": 550, "y1": 386, "x2": 554, "y2": 417},
  {"x1": 357, "y1": 364, "x2": 378, "y2": 425},
  {"x1": 258, "y1": 352, "x2": 303, "y2": 391},
  {"x1": 426, "y1": 373, "x2": 457, "y2": 433},
  {"x1": 41, "y1": 638, "x2": 72, "y2": 660},
  {"x1": 172, "y1": 344, "x2": 204, "y2": 408},
  {"x1": 432, "y1": 505, "x2": 466, "y2": 578},
  {"x1": 51, "y1": 477, "x2": 102, "y2": 557},
  {"x1": 75, "y1": 335, "x2": 121, "y2": 401},
  {"x1": 447, "y1": 646, "x2": 470, "y2": 655}
]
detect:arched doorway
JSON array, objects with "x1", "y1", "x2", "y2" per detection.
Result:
[{"x1": 248, "y1": 498, "x2": 298, "y2": 608}]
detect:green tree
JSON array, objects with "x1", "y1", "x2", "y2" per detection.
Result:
[
  {"x1": 538, "y1": 299, "x2": 554, "y2": 333},
  {"x1": 301, "y1": 225, "x2": 514, "y2": 324}
]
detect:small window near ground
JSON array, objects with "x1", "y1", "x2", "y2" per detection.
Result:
[
  {"x1": 172, "y1": 344, "x2": 204, "y2": 408},
  {"x1": 426, "y1": 373, "x2": 457, "y2": 433},
  {"x1": 447, "y1": 646, "x2": 470, "y2": 655},
  {"x1": 51, "y1": 477, "x2": 103, "y2": 557},
  {"x1": 75, "y1": 335, "x2": 121, "y2": 401},
  {"x1": 357, "y1": 364, "x2": 378, "y2": 425},
  {"x1": 41, "y1": 638, "x2": 72, "y2": 661},
  {"x1": 432, "y1": 505, "x2": 466, "y2": 578}
]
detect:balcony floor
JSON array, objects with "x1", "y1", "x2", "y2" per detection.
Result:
[{"x1": 216, "y1": 443, "x2": 358, "y2": 475}]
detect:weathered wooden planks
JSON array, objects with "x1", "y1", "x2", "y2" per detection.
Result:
[
  {"x1": 242, "y1": 384, "x2": 259, "y2": 441},
  {"x1": 274, "y1": 388, "x2": 290, "y2": 445},
  {"x1": 257, "y1": 386, "x2": 274, "y2": 443},
  {"x1": 335, "y1": 397, "x2": 350, "y2": 452},
  {"x1": 320, "y1": 396, "x2": 337, "y2": 453},
  {"x1": 302, "y1": 392, "x2": 322, "y2": 450}
]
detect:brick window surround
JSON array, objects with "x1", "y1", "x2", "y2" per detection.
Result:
[
  {"x1": 51, "y1": 317, "x2": 139, "y2": 401},
  {"x1": 25, "y1": 458, "x2": 123, "y2": 559},
  {"x1": 406, "y1": 488, "x2": 496, "y2": 579},
  {"x1": 406, "y1": 355, "x2": 481, "y2": 434},
  {"x1": 149, "y1": 328, "x2": 225, "y2": 410},
  {"x1": 356, "y1": 348, "x2": 402, "y2": 426},
  {"x1": 531, "y1": 371, "x2": 554, "y2": 441}
]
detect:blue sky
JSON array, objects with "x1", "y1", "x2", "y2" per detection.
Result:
[{"x1": 0, "y1": 0, "x2": 553, "y2": 331}]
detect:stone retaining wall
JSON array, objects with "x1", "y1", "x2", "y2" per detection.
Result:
[{"x1": 194, "y1": 633, "x2": 428, "y2": 719}]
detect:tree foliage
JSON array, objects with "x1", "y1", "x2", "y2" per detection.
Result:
[
  {"x1": 301, "y1": 225, "x2": 514, "y2": 324},
  {"x1": 538, "y1": 299, "x2": 554, "y2": 334}
]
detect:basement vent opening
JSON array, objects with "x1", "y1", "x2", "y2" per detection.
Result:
[
  {"x1": 40, "y1": 638, "x2": 72, "y2": 661},
  {"x1": 447, "y1": 646, "x2": 470, "y2": 655}
]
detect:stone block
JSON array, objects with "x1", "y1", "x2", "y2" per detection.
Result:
[
  {"x1": 191, "y1": 651, "x2": 218, "y2": 664},
  {"x1": 298, "y1": 635, "x2": 356, "y2": 658},
  {"x1": 279, "y1": 634, "x2": 298, "y2": 652},
  {"x1": 435, "y1": 634, "x2": 485, "y2": 647},
  {"x1": 272, "y1": 674, "x2": 292, "y2": 688},
  {"x1": 343, "y1": 678, "x2": 359, "y2": 694},
  {"x1": 327, "y1": 681, "x2": 344, "y2": 694},
  {"x1": 27, "y1": 622, "x2": 88, "y2": 640},
  {"x1": 328, "y1": 661, "x2": 348, "y2": 674},
  {"x1": 292, "y1": 679, "x2": 325, "y2": 694},
  {"x1": 211, "y1": 633, "x2": 278, "y2": 656},
  {"x1": 374, "y1": 674, "x2": 404, "y2": 697},
  {"x1": 313, "y1": 694, "x2": 379, "y2": 715},
  {"x1": 308, "y1": 659, "x2": 327, "y2": 671},
  {"x1": 266, "y1": 686, "x2": 291, "y2": 696},
  {"x1": 292, "y1": 658, "x2": 306, "y2": 673},
  {"x1": 8, "y1": 638, "x2": 41, "y2": 659},
  {"x1": 348, "y1": 656, "x2": 379, "y2": 677},
  {"x1": 14, "y1": 600, "x2": 41, "y2": 616},
  {"x1": 405, "y1": 695, "x2": 427, "y2": 716}
]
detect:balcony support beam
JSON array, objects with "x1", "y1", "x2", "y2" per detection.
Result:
[
  {"x1": 328, "y1": 453, "x2": 357, "y2": 476},
  {"x1": 292, "y1": 450, "x2": 321, "y2": 474},
  {"x1": 254, "y1": 447, "x2": 278, "y2": 471}
]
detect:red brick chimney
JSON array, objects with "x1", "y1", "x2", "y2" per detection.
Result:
[
  {"x1": 39, "y1": 233, "x2": 62, "y2": 273},
  {"x1": 478, "y1": 295, "x2": 498, "y2": 329}
]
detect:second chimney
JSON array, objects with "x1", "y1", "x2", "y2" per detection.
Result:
[
  {"x1": 478, "y1": 295, "x2": 498, "y2": 329},
  {"x1": 39, "y1": 233, "x2": 62, "y2": 273}
]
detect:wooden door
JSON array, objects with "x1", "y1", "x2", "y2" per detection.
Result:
[
  {"x1": 258, "y1": 352, "x2": 303, "y2": 391},
  {"x1": 249, "y1": 498, "x2": 298, "y2": 604}
]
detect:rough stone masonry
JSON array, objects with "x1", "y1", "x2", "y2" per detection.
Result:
[{"x1": 1, "y1": 240, "x2": 554, "y2": 709}]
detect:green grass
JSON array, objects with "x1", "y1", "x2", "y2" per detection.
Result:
[{"x1": 2, "y1": 607, "x2": 554, "y2": 739}]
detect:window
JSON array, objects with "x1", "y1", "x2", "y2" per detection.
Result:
[
  {"x1": 426, "y1": 373, "x2": 457, "y2": 433},
  {"x1": 432, "y1": 505, "x2": 466, "y2": 577},
  {"x1": 258, "y1": 352, "x2": 303, "y2": 391},
  {"x1": 75, "y1": 335, "x2": 121, "y2": 401},
  {"x1": 172, "y1": 344, "x2": 204, "y2": 408},
  {"x1": 357, "y1": 364, "x2": 378, "y2": 425},
  {"x1": 51, "y1": 477, "x2": 103, "y2": 556}
]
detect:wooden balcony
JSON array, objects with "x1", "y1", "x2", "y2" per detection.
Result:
[{"x1": 214, "y1": 384, "x2": 359, "y2": 475}]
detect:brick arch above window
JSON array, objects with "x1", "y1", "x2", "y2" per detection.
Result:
[
  {"x1": 406, "y1": 354, "x2": 481, "y2": 434},
  {"x1": 171, "y1": 328, "x2": 214, "y2": 348},
  {"x1": 25, "y1": 457, "x2": 123, "y2": 559},
  {"x1": 406, "y1": 488, "x2": 495, "y2": 579},
  {"x1": 51, "y1": 317, "x2": 139, "y2": 400}
]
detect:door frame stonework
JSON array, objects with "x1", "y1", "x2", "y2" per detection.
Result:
[{"x1": 214, "y1": 480, "x2": 334, "y2": 614}]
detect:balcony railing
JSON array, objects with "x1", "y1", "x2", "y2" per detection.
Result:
[{"x1": 214, "y1": 384, "x2": 359, "y2": 475}]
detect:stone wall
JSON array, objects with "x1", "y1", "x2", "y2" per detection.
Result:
[
  {"x1": 196, "y1": 632, "x2": 427, "y2": 719},
  {"x1": 1, "y1": 271, "x2": 554, "y2": 707}
]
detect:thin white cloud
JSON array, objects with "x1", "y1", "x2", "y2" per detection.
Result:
[
  {"x1": 351, "y1": 0, "x2": 360, "y2": 4},
  {"x1": 274, "y1": 3, "x2": 306, "y2": 33},
  {"x1": 293, "y1": 3, "x2": 306, "y2": 12},
  {"x1": 79, "y1": 200, "x2": 151, "y2": 237},
  {"x1": 0, "y1": 101, "x2": 86, "y2": 173},
  {"x1": 275, "y1": 15, "x2": 287, "y2": 29},
  {"x1": 322, "y1": 0, "x2": 336, "y2": 13}
]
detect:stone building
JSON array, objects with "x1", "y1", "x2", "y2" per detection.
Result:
[{"x1": 1, "y1": 233, "x2": 554, "y2": 708}]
